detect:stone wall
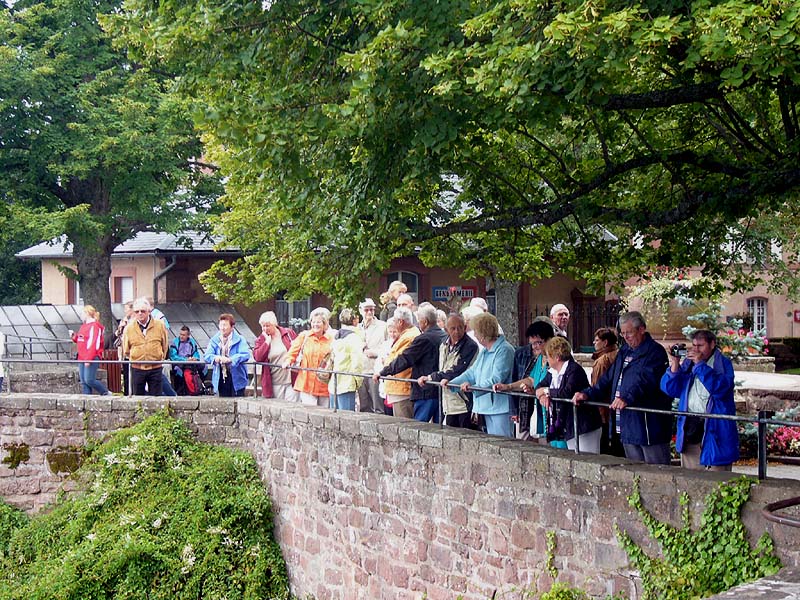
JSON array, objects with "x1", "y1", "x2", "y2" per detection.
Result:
[{"x1": 1, "y1": 394, "x2": 800, "y2": 599}]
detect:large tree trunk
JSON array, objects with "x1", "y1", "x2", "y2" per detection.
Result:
[
  {"x1": 66, "y1": 177, "x2": 117, "y2": 342},
  {"x1": 493, "y1": 278, "x2": 520, "y2": 346},
  {"x1": 72, "y1": 240, "x2": 115, "y2": 343}
]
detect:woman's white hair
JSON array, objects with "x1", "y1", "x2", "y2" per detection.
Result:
[{"x1": 259, "y1": 311, "x2": 278, "y2": 325}]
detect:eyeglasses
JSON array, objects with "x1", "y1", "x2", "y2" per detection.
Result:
[
  {"x1": 531, "y1": 340, "x2": 544, "y2": 346},
  {"x1": 363, "y1": 307, "x2": 375, "y2": 312},
  {"x1": 134, "y1": 309, "x2": 148, "y2": 313}
]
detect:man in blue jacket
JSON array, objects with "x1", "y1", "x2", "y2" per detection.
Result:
[
  {"x1": 573, "y1": 311, "x2": 672, "y2": 464},
  {"x1": 660, "y1": 329, "x2": 738, "y2": 470}
]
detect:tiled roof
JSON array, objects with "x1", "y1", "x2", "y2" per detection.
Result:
[{"x1": 16, "y1": 232, "x2": 237, "y2": 259}]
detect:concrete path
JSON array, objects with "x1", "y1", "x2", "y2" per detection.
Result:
[{"x1": 736, "y1": 370, "x2": 800, "y2": 392}]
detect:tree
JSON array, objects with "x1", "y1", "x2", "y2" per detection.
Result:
[
  {"x1": 0, "y1": 0, "x2": 219, "y2": 334},
  {"x1": 109, "y1": 0, "x2": 800, "y2": 313}
]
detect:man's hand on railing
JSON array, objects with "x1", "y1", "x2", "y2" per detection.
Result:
[{"x1": 572, "y1": 391, "x2": 589, "y2": 405}]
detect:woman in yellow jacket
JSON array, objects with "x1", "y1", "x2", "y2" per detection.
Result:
[
  {"x1": 327, "y1": 308, "x2": 365, "y2": 411},
  {"x1": 282, "y1": 308, "x2": 333, "y2": 407}
]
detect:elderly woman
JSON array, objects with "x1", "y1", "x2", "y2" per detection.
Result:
[
  {"x1": 374, "y1": 317, "x2": 399, "y2": 415},
  {"x1": 253, "y1": 311, "x2": 298, "y2": 401},
  {"x1": 442, "y1": 313, "x2": 515, "y2": 438},
  {"x1": 592, "y1": 327, "x2": 621, "y2": 455},
  {"x1": 282, "y1": 307, "x2": 333, "y2": 407},
  {"x1": 70, "y1": 305, "x2": 110, "y2": 395},
  {"x1": 204, "y1": 313, "x2": 252, "y2": 397},
  {"x1": 494, "y1": 320, "x2": 554, "y2": 441},
  {"x1": 328, "y1": 308, "x2": 365, "y2": 411},
  {"x1": 535, "y1": 337, "x2": 602, "y2": 453}
]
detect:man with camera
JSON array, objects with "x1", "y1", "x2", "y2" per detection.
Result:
[{"x1": 660, "y1": 330, "x2": 739, "y2": 471}]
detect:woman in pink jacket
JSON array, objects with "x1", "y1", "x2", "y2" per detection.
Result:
[{"x1": 71, "y1": 305, "x2": 110, "y2": 395}]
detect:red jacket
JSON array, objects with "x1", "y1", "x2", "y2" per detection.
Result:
[
  {"x1": 253, "y1": 326, "x2": 298, "y2": 397},
  {"x1": 72, "y1": 321, "x2": 105, "y2": 361}
]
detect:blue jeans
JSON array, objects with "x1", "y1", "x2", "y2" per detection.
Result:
[
  {"x1": 414, "y1": 397, "x2": 440, "y2": 423},
  {"x1": 335, "y1": 391, "x2": 356, "y2": 411},
  {"x1": 161, "y1": 373, "x2": 177, "y2": 396},
  {"x1": 78, "y1": 359, "x2": 109, "y2": 395},
  {"x1": 484, "y1": 413, "x2": 513, "y2": 438}
]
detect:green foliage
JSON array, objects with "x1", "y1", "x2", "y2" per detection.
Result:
[
  {"x1": 0, "y1": 501, "x2": 27, "y2": 560},
  {"x1": 616, "y1": 475, "x2": 782, "y2": 600},
  {"x1": 0, "y1": 412, "x2": 290, "y2": 600},
  {"x1": 0, "y1": 0, "x2": 220, "y2": 328},
  {"x1": 109, "y1": 0, "x2": 800, "y2": 304}
]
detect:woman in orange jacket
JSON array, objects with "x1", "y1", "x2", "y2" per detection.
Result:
[{"x1": 282, "y1": 308, "x2": 333, "y2": 407}]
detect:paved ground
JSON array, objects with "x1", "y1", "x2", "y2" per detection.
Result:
[
  {"x1": 736, "y1": 370, "x2": 800, "y2": 392},
  {"x1": 734, "y1": 463, "x2": 800, "y2": 481}
]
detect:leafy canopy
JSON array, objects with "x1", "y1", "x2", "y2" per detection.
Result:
[
  {"x1": 0, "y1": 0, "x2": 220, "y2": 320},
  {"x1": 111, "y1": 0, "x2": 800, "y2": 303}
]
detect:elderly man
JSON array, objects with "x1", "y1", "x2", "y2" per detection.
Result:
[
  {"x1": 359, "y1": 298, "x2": 388, "y2": 413},
  {"x1": 550, "y1": 304, "x2": 570, "y2": 338},
  {"x1": 373, "y1": 307, "x2": 419, "y2": 418},
  {"x1": 378, "y1": 304, "x2": 446, "y2": 423},
  {"x1": 418, "y1": 314, "x2": 478, "y2": 428},
  {"x1": 573, "y1": 311, "x2": 672, "y2": 465},
  {"x1": 122, "y1": 297, "x2": 169, "y2": 396},
  {"x1": 660, "y1": 329, "x2": 738, "y2": 471}
]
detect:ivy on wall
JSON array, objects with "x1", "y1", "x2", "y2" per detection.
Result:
[{"x1": 616, "y1": 475, "x2": 782, "y2": 600}]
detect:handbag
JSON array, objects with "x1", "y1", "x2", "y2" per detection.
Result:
[{"x1": 316, "y1": 350, "x2": 333, "y2": 384}]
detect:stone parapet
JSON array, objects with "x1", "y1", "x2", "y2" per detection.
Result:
[{"x1": 1, "y1": 394, "x2": 799, "y2": 599}]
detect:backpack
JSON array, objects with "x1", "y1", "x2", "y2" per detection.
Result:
[{"x1": 183, "y1": 367, "x2": 206, "y2": 396}]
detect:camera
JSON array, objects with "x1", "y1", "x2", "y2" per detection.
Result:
[{"x1": 670, "y1": 343, "x2": 688, "y2": 358}]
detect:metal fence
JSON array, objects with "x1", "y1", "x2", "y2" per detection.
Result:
[{"x1": 0, "y1": 357, "x2": 798, "y2": 482}]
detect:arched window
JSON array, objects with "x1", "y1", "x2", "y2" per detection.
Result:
[
  {"x1": 747, "y1": 297, "x2": 767, "y2": 334},
  {"x1": 386, "y1": 271, "x2": 419, "y2": 303}
]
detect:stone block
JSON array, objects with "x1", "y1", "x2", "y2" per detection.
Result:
[
  {"x1": 110, "y1": 398, "x2": 140, "y2": 412},
  {"x1": 168, "y1": 398, "x2": 200, "y2": 411},
  {"x1": 377, "y1": 421, "x2": 400, "y2": 442},
  {"x1": 419, "y1": 429, "x2": 443, "y2": 449},
  {"x1": 28, "y1": 397, "x2": 57, "y2": 411},
  {"x1": 0, "y1": 396, "x2": 30, "y2": 410},
  {"x1": 398, "y1": 424, "x2": 420, "y2": 445},
  {"x1": 85, "y1": 397, "x2": 113, "y2": 412},
  {"x1": 358, "y1": 418, "x2": 379, "y2": 439},
  {"x1": 56, "y1": 396, "x2": 85, "y2": 412},
  {"x1": 198, "y1": 398, "x2": 236, "y2": 414}
]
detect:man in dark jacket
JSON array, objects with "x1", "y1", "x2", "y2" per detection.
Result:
[
  {"x1": 380, "y1": 304, "x2": 447, "y2": 423},
  {"x1": 418, "y1": 314, "x2": 479, "y2": 428},
  {"x1": 573, "y1": 311, "x2": 672, "y2": 464}
]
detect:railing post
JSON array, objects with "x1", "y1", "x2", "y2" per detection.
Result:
[
  {"x1": 332, "y1": 369, "x2": 338, "y2": 412},
  {"x1": 127, "y1": 361, "x2": 133, "y2": 398},
  {"x1": 573, "y1": 401, "x2": 581, "y2": 455},
  {"x1": 438, "y1": 383, "x2": 444, "y2": 428},
  {"x1": 758, "y1": 410, "x2": 773, "y2": 480}
]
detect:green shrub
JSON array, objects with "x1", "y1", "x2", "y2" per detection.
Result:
[{"x1": 0, "y1": 412, "x2": 290, "y2": 599}]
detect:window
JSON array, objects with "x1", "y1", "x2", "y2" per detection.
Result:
[
  {"x1": 67, "y1": 278, "x2": 83, "y2": 305},
  {"x1": 112, "y1": 277, "x2": 134, "y2": 303},
  {"x1": 385, "y1": 271, "x2": 419, "y2": 303},
  {"x1": 747, "y1": 298, "x2": 767, "y2": 334},
  {"x1": 275, "y1": 292, "x2": 311, "y2": 327}
]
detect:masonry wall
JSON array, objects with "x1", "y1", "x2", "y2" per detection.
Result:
[{"x1": 1, "y1": 394, "x2": 799, "y2": 599}]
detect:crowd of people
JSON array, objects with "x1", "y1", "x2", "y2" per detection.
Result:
[{"x1": 75, "y1": 285, "x2": 739, "y2": 472}]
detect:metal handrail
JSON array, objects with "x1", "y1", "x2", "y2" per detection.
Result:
[
  {"x1": 762, "y1": 496, "x2": 800, "y2": 528},
  {"x1": 2, "y1": 357, "x2": 799, "y2": 480}
]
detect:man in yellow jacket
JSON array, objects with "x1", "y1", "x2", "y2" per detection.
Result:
[{"x1": 122, "y1": 297, "x2": 169, "y2": 395}]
